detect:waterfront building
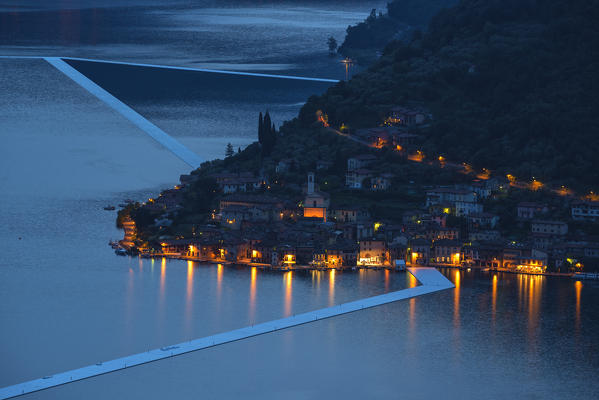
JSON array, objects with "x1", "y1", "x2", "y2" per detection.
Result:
[
  {"x1": 312, "y1": 241, "x2": 358, "y2": 267},
  {"x1": 120, "y1": 217, "x2": 136, "y2": 249},
  {"x1": 358, "y1": 239, "x2": 388, "y2": 266},
  {"x1": 502, "y1": 246, "x2": 548, "y2": 273},
  {"x1": 271, "y1": 245, "x2": 297, "y2": 267},
  {"x1": 431, "y1": 239, "x2": 462, "y2": 266},
  {"x1": 462, "y1": 241, "x2": 504, "y2": 268},
  {"x1": 408, "y1": 238, "x2": 431, "y2": 265}
]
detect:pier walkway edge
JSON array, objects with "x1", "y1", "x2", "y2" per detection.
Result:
[{"x1": 0, "y1": 267, "x2": 453, "y2": 399}]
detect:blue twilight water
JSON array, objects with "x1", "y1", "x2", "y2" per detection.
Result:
[{"x1": 1, "y1": 1, "x2": 599, "y2": 399}]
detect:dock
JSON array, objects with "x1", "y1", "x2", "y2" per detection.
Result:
[{"x1": 0, "y1": 268, "x2": 453, "y2": 399}]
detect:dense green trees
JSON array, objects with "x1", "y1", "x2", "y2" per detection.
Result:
[
  {"x1": 301, "y1": 0, "x2": 599, "y2": 192},
  {"x1": 338, "y1": 0, "x2": 457, "y2": 62}
]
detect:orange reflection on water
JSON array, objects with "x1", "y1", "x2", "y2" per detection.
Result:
[
  {"x1": 329, "y1": 269, "x2": 336, "y2": 306},
  {"x1": 407, "y1": 272, "x2": 418, "y2": 288},
  {"x1": 408, "y1": 297, "x2": 416, "y2": 340},
  {"x1": 249, "y1": 267, "x2": 257, "y2": 323},
  {"x1": 138, "y1": 257, "x2": 143, "y2": 271},
  {"x1": 384, "y1": 269, "x2": 390, "y2": 292},
  {"x1": 160, "y1": 257, "x2": 166, "y2": 296},
  {"x1": 284, "y1": 271, "x2": 293, "y2": 316},
  {"x1": 453, "y1": 270, "x2": 461, "y2": 331},
  {"x1": 185, "y1": 261, "x2": 195, "y2": 334},
  {"x1": 217, "y1": 263, "x2": 223, "y2": 296},
  {"x1": 575, "y1": 280, "x2": 582, "y2": 333},
  {"x1": 186, "y1": 261, "x2": 194, "y2": 303},
  {"x1": 492, "y1": 274, "x2": 497, "y2": 324},
  {"x1": 518, "y1": 274, "x2": 543, "y2": 352}
]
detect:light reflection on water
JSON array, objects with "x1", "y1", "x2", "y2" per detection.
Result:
[
  {"x1": 284, "y1": 271, "x2": 293, "y2": 317},
  {"x1": 249, "y1": 267, "x2": 257, "y2": 324},
  {"x1": 492, "y1": 274, "x2": 497, "y2": 325},
  {"x1": 328, "y1": 269, "x2": 335, "y2": 307},
  {"x1": 575, "y1": 280, "x2": 582, "y2": 334},
  {"x1": 185, "y1": 260, "x2": 194, "y2": 335},
  {"x1": 453, "y1": 269, "x2": 461, "y2": 332}
]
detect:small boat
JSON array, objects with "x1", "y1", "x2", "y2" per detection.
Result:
[
  {"x1": 103, "y1": 205, "x2": 116, "y2": 211},
  {"x1": 118, "y1": 203, "x2": 128, "y2": 208},
  {"x1": 124, "y1": 199, "x2": 134, "y2": 204},
  {"x1": 115, "y1": 248, "x2": 127, "y2": 256}
]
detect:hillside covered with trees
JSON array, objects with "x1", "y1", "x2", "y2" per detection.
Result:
[
  {"x1": 305, "y1": 0, "x2": 599, "y2": 192},
  {"x1": 338, "y1": 0, "x2": 458, "y2": 62}
]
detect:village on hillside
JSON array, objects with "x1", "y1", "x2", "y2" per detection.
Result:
[{"x1": 116, "y1": 106, "x2": 599, "y2": 276}]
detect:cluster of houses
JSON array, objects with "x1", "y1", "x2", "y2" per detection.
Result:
[
  {"x1": 147, "y1": 170, "x2": 599, "y2": 274},
  {"x1": 345, "y1": 154, "x2": 394, "y2": 190},
  {"x1": 131, "y1": 128, "x2": 599, "y2": 274},
  {"x1": 349, "y1": 106, "x2": 430, "y2": 152}
]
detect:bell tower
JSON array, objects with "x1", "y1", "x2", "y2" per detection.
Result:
[{"x1": 308, "y1": 172, "x2": 315, "y2": 195}]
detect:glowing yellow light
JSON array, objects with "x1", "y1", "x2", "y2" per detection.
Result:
[
  {"x1": 452, "y1": 253, "x2": 461, "y2": 265},
  {"x1": 531, "y1": 179, "x2": 543, "y2": 191},
  {"x1": 374, "y1": 222, "x2": 382, "y2": 231}
]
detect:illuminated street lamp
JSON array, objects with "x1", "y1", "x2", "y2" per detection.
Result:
[{"x1": 340, "y1": 57, "x2": 354, "y2": 81}]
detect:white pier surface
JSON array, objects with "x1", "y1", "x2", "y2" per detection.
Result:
[
  {"x1": 43, "y1": 57, "x2": 204, "y2": 169},
  {"x1": 0, "y1": 268, "x2": 453, "y2": 400},
  {"x1": 62, "y1": 57, "x2": 341, "y2": 83},
  {"x1": 0, "y1": 55, "x2": 339, "y2": 83}
]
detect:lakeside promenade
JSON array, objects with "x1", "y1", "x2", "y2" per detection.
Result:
[{"x1": 134, "y1": 251, "x2": 577, "y2": 278}]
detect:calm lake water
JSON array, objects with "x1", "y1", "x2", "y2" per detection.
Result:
[{"x1": 1, "y1": 1, "x2": 598, "y2": 399}]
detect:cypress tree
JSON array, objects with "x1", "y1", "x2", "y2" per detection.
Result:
[
  {"x1": 263, "y1": 112, "x2": 273, "y2": 155},
  {"x1": 258, "y1": 112, "x2": 264, "y2": 145},
  {"x1": 225, "y1": 142, "x2": 234, "y2": 158},
  {"x1": 263, "y1": 112, "x2": 271, "y2": 137}
]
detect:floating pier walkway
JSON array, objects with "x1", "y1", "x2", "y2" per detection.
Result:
[
  {"x1": 44, "y1": 57, "x2": 205, "y2": 169},
  {"x1": 0, "y1": 55, "x2": 340, "y2": 169},
  {"x1": 0, "y1": 268, "x2": 453, "y2": 399}
]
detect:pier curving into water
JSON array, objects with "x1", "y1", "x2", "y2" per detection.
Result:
[
  {"x1": 0, "y1": 268, "x2": 453, "y2": 399},
  {"x1": 43, "y1": 57, "x2": 204, "y2": 169}
]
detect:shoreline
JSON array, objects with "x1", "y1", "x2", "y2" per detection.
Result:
[
  {"x1": 127, "y1": 251, "x2": 577, "y2": 278},
  {"x1": 133, "y1": 252, "x2": 402, "y2": 272}
]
